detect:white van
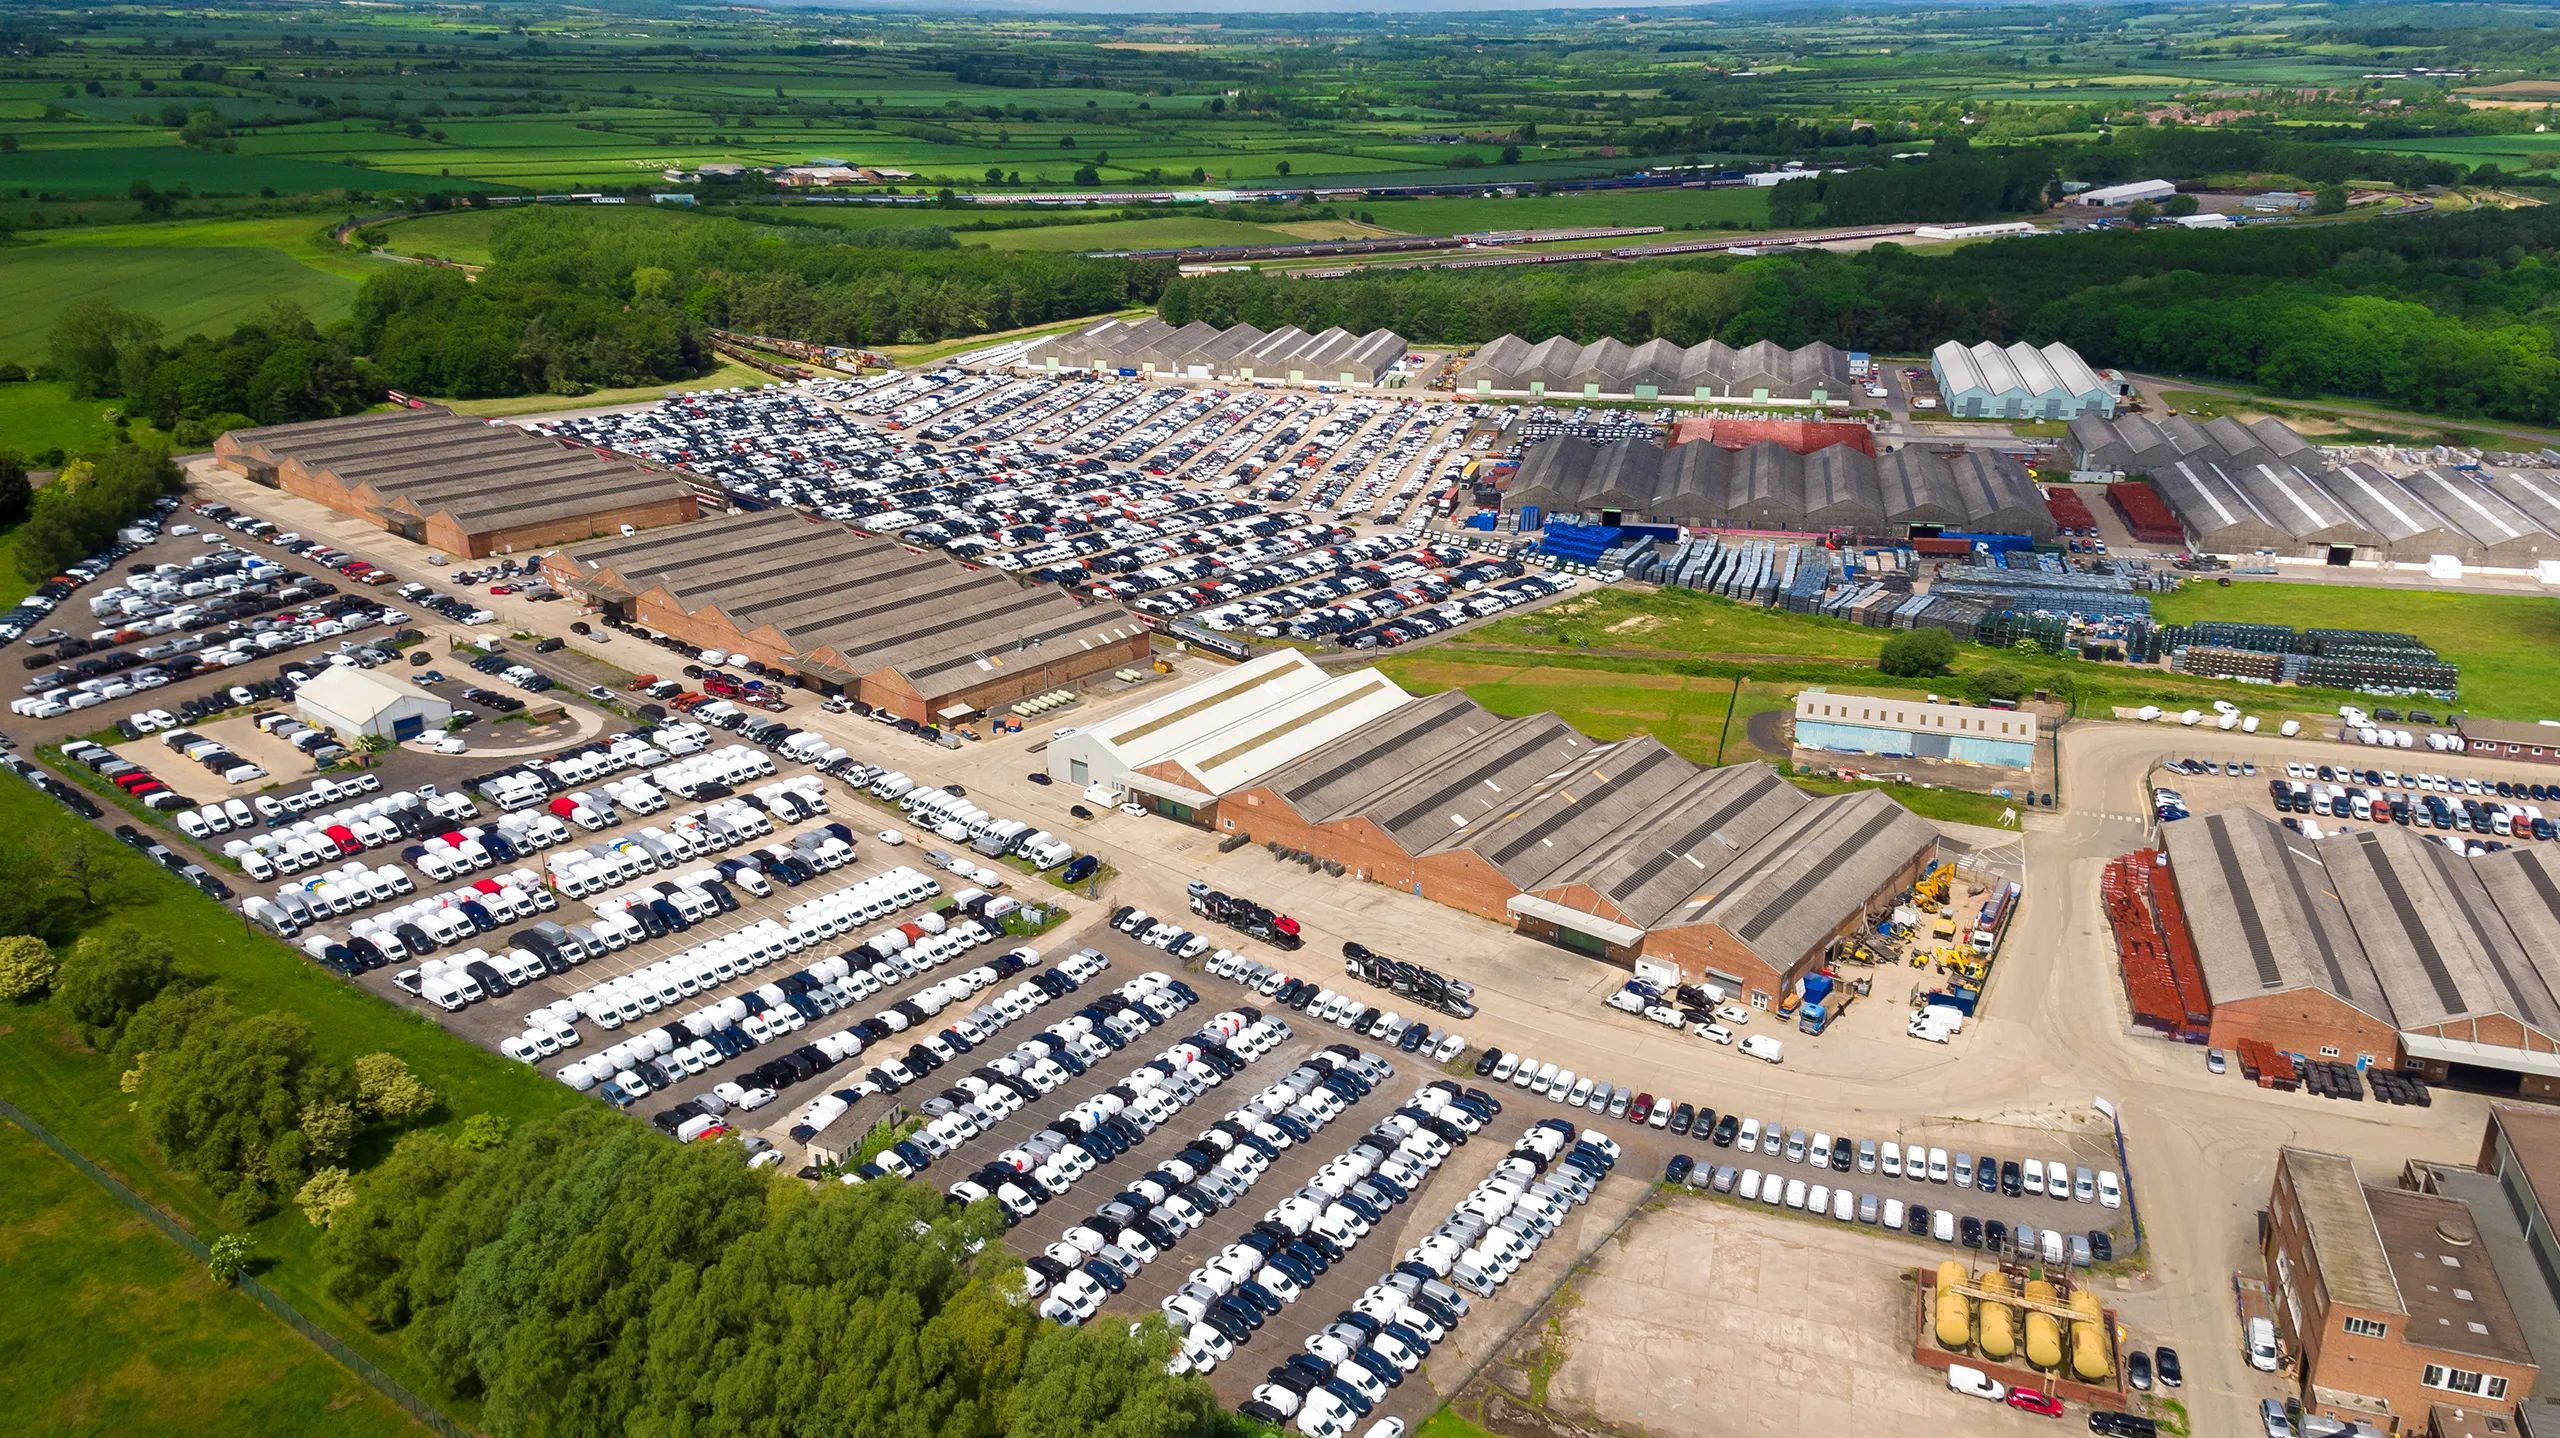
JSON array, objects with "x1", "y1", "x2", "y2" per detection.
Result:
[{"x1": 1738, "y1": 1033, "x2": 1784, "y2": 1064}]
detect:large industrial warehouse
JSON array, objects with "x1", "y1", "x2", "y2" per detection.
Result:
[
  {"x1": 1500, "y1": 436, "x2": 2056, "y2": 540},
  {"x1": 1929, "y1": 340, "x2": 2121, "y2": 421},
  {"x1": 545, "y1": 511, "x2": 1154, "y2": 721},
  {"x1": 1022, "y1": 318, "x2": 1409, "y2": 385},
  {"x1": 2069, "y1": 413, "x2": 2560, "y2": 568},
  {"x1": 1457, "y1": 335, "x2": 1854, "y2": 404},
  {"x1": 2142, "y1": 810, "x2": 2560, "y2": 1095},
  {"x1": 214, "y1": 407, "x2": 699, "y2": 558},
  {"x1": 1051, "y1": 652, "x2": 1940, "y2": 1005}
]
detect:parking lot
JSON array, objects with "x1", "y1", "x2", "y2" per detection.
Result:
[
  {"x1": 527, "y1": 375, "x2": 1581, "y2": 652},
  {"x1": 2145, "y1": 744, "x2": 2560, "y2": 848}
]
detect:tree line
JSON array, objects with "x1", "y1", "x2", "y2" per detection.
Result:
[
  {"x1": 1163, "y1": 203, "x2": 2560, "y2": 423},
  {"x1": 315, "y1": 1108, "x2": 1225, "y2": 1438},
  {"x1": 351, "y1": 208, "x2": 1172, "y2": 399},
  {"x1": 46, "y1": 297, "x2": 378, "y2": 445},
  {"x1": 9, "y1": 444, "x2": 184, "y2": 581},
  {"x1": 0, "y1": 788, "x2": 1226, "y2": 1438}
]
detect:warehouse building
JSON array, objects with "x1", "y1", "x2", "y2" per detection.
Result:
[
  {"x1": 1500, "y1": 437, "x2": 2053, "y2": 540},
  {"x1": 2070, "y1": 414, "x2": 2560, "y2": 566},
  {"x1": 2074, "y1": 179, "x2": 2178, "y2": 207},
  {"x1": 214, "y1": 407, "x2": 698, "y2": 559},
  {"x1": 2457, "y1": 720, "x2": 2560, "y2": 769},
  {"x1": 1024, "y1": 318, "x2": 1408, "y2": 386},
  {"x1": 1064, "y1": 658, "x2": 1940, "y2": 1003},
  {"x1": 545, "y1": 511, "x2": 1152, "y2": 722},
  {"x1": 1793, "y1": 691, "x2": 2038, "y2": 769},
  {"x1": 2265, "y1": 1147, "x2": 2539, "y2": 1433},
  {"x1": 1458, "y1": 335, "x2": 1854, "y2": 404},
  {"x1": 1045, "y1": 650, "x2": 1417, "y2": 822},
  {"x1": 2155, "y1": 811, "x2": 2560, "y2": 1095},
  {"x1": 296, "y1": 664, "x2": 453, "y2": 743},
  {"x1": 1929, "y1": 340, "x2": 2120, "y2": 421}
]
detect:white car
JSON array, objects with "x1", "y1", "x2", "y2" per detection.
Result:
[
  {"x1": 2097, "y1": 1169, "x2": 2123, "y2": 1209},
  {"x1": 876, "y1": 829, "x2": 905, "y2": 846},
  {"x1": 1714, "y1": 1004, "x2": 1751, "y2": 1025},
  {"x1": 1693, "y1": 1022, "x2": 1735, "y2": 1045},
  {"x1": 1119, "y1": 803, "x2": 1148, "y2": 818}
]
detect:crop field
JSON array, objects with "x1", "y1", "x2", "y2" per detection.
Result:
[
  {"x1": 0, "y1": 1122, "x2": 418, "y2": 1438},
  {"x1": 0, "y1": 143, "x2": 497, "y2": 199},
  {"x1": 0, "y1": 246, "x2": 358, "y2": 364}
]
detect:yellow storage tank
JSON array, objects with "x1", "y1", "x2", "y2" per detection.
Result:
[
  {"x1": 1978, "y1": 1271, "x2": 2017, "y2": 1362},
  {"x1": 2024, "y1": 1279, "x2": 2063, "y2": 1370},
  {"x1": 1935, "y1": 1261, "x2": 1972, "y2": 1350},
  {"x1": 2069, "y1": 1288, "x2": 2111, "y2": 1382}
]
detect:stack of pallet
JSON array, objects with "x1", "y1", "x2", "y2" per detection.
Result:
[
  {"x1": 2235, "y1": 1038, "x2": 2300, "y2": 1090},
  {"x1": 2100, "y1": 850, "x2": 2213, "y2": 1041}
]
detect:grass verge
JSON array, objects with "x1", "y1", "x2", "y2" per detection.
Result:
[
  {"x1": 2151, "y1": 580, "x2": 2560, "y2": 722},
  {"x1": 0, "y1": 1120, "x2": 420, "y2": 1437},
  {"x1": 433, "y1": 357, "x2": 775, "y2": 418}
]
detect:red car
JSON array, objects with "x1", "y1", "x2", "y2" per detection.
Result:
[
  {"x1": 1628, "y1": 1092, "x2": 1654, "y2": 1124},
  {"x1": 2006, "y1": 1388, "x2": 2064, "y2": 1418}
]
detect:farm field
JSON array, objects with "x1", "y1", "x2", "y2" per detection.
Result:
[
  {"x1": 0, "y1": 1121, "x2": 419, "y2": 1438},
  {"x1": 0, "y1": 246, "x2": 359, "y2": 365},
  {"x1": 0, "y1": 143, "x2": 496, "y2": 199},
  {"x1": 19, "y1": 215, "x2": 390, "y2": 283}
]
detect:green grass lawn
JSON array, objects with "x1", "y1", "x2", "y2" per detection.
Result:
[
  {"x1": 0, "y1": 246, "x2": 358, "y2": 365},
  {"x1": 0, "y1": 380, "x2": 135, "y2": 456},
  {"x1": 2153, "y1": 580, "x2": 2560, "y2": 721},
  {"x1": 0, "y1": 780, "x2": 580, "y2": 1430},
  {"x1": 0, "y1": 1122, "x2": 421, "y2": 1438}
]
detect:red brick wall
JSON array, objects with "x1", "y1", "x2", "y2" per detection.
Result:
[{"x1": 2209, "y1": 991, "x2": 2403, "y2": 1069}]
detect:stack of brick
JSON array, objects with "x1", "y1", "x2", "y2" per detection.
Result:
[{"x1": 2236, "y1": 1037, "x2": 2301, "y2": 1090}]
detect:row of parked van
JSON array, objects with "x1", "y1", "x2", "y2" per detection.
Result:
[
  {"x1": 554, "y1": 863, "x2": 948, "y2": 1033},
  {"x1": 468, "y1": 733, "x2": 702, "y2": 812},
  {"x1": 566, "y1": 898, "x2": 1022, "y2": 1112},
  {"x1": 1245, "y1": 1116, "x2": 1613, "y2": 1438},
  {"x1": 541, "y1": 799, "x2": 784, "y2": 894},
  {"x1": 646, "y1": 744, "x2": 783, "y2": 800},
  {"x1": 906, "y1": 974, "x2": 1229, "y2": 1212},
  {"x1": 1036, "y1": 1034, "x2": 1373, "y2": 1337},
  {"x1": 885, "y1": 774, "x2": 1076, "y2": 870},
  {"x1": 869, "y1": 968, "x2": 1213, "y2": 1191}
]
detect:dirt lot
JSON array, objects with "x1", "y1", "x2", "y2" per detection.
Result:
[{"x1": 1461, "y1": 1197, "x2": 2105, "y2": 1438}]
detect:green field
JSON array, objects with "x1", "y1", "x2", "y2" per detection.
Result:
[
  {"x1": 2151, "y1": 581, "x2": 2560, "y2": 721},
  {"x1": 0, "y1": 1122, "x2": 420, "y2": 1438},
  {"x1": 0, "y1": 780, "x2": 579, "y2": 1430},
  {"x1": 0, "y1": 246, "x2": 358, "y2": 364},
  {"x1": 0, "y1": 143, "x2": 498, "y2": 199},
  {"x1": 30, "y1": 215, "x2": 394, "y2": 282},
  {"x1": 0, "y1": 381, "x2": 136, "y2": 457},
  {"x1": 440, "y1": 356, "x2": 777, "y2": 416}
]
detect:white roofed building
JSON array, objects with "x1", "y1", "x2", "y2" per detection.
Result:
[
  {"x1": 296, "y1": 664, "x2": 453, "y2": 743},
  {"x1": 1931, "y1": 339, "x2": 2119, "y2": 421},
  {"x1": 2074, "y1": 179, "x2": 2178, "y2": 207},
  {"x1": 1045, "y1": 650, "x2": 1416, "y2": 823}
]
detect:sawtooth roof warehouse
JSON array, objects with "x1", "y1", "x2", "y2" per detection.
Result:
[
  {"x1": 1051, "y1": 651, "x2": 1941, "y2": 1006},
  {"x1": 543, "y1": 511, "x2": 1154, "y2": 724}
]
